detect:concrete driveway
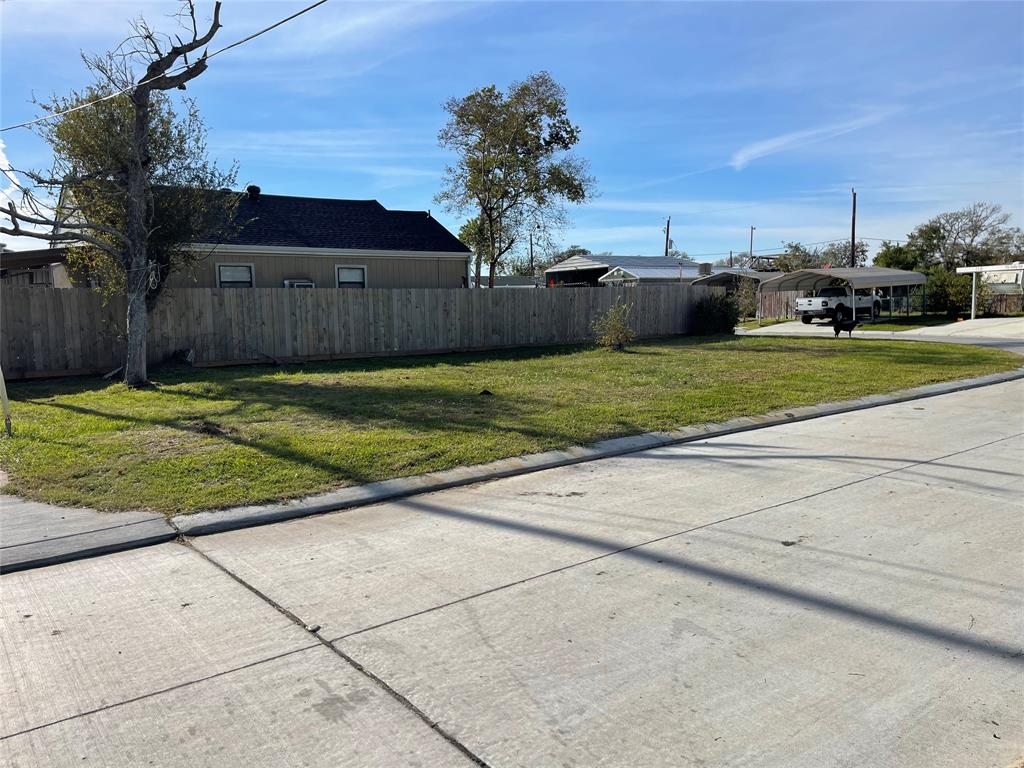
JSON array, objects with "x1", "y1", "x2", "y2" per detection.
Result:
[
  {"x1": 2, "y1": 381, "x2": 1022, "y2": 767},
  {"x1": 744, "y1": 316, "x2": 1024, "y2": 340}
]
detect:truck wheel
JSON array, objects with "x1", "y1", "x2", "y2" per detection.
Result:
[
  {"x1": 834, "y1": 306, "x2": 847, "y2": 322},
  {"x1": 801, "y1": 315, "x2": 812, "y2": 324}
]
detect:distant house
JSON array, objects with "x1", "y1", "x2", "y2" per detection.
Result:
[
  {"x1": 544, "y1": 254, "x2": 713, "y2": 287},
  {"x1": 1, "y1": 187, "x2": 471, "y2": 290},
  {"x1": 0, "y1": 247, "x2": 73, "y2": 288},
  {"x1": 171, "y1": 187, "x2": 470, "y2": 290}
]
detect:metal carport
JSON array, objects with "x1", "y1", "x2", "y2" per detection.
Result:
[
  {"x1": 690, "y1": 270, "x2": 783, "y2": 288},
  {"x1": 758, "y1": 267, "x2": 927, "y2": 324}
]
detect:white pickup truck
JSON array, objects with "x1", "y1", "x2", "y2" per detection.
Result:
[{"x1": 795, "y1": 287, "x2": 883, "y2": 323}]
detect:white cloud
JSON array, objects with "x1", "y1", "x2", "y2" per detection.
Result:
[
  {"x1": 729, "y1": 111, "x2": 893, "y2": 170},
  {"x1": 0, "y1": 140, "x2": 53, "y2": 251}
]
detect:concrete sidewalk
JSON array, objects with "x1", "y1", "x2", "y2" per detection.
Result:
[{"x1": 2, "y1": 380, "x2": 1022, "y2": 766}]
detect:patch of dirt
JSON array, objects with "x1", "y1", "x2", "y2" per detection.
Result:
[{"x1": 182, "y1": 419, "x2": 236, "y2": 438}]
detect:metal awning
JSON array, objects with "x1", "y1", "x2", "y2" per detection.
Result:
[
  {"x1": 759, "y1": 267, "x2": 926, "y2": 293},
  {"x1": 691, "y1": 270, "x2": 782, "y2": 287}
]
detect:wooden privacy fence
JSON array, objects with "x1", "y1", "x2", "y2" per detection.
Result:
[
  {"x1": 1, "y1": 284, "x2": 706, "y2": 379},
  {"x1": 758, "y1": 290, "x2": 800, "y2": 319}
]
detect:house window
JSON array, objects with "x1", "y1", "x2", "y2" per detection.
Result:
[
  {"x1": 217, "y1": 263, "x2": 254, "y2": 288},
  {"x1": 336, "y1": 265, "x2": 367, "y2": 289}
]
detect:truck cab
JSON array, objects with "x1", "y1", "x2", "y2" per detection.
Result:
[{"x1": 795, "y1": 286, "x2": 883, "y2": 323}]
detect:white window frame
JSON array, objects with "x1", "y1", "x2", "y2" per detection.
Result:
[
  {"x1": 216, "y1": 262, "x2": 255, "y2": 288},
  {"x1": 335, "y1": 264, "x2": 368, "y2": 289}
]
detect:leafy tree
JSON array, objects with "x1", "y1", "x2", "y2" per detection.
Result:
[
  {"x1": 773, "y1": 242, "x2": 827, "y2": 273},
  {"x1": 1, "y1": 1, "x2": 229, "y2": 386},
  {"x1": 48, "y1": 90, "x2": 237, "y2": 304},
  {"x1": 437, "y1": 72, "x2": 594, "y2": 287},
  {"x1": 874, "y1": 241, "x2": 921, "y2": 271},
  {"x1": 736, "y1": 277, "x2": 758, "y2": 319},
  {"x1": 820, "y1": 240, "x2": 868, "y2": 268},
  {"x1": 925, "y1": 266, "x2": 990, "y2": 317}
]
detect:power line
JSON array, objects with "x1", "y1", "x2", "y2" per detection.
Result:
[{"x1": 0, "y1": 0, "x2": 330, "y2": 133}]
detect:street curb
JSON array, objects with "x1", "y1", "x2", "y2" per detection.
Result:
[
  {"x1": 0, "y1": 525, "x2": 177, "y2": 575},
  {"x1": 171, "y1": 365, "x2": 1024, "y2": 537}
]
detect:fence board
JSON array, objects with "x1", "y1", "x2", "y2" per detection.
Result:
[{"x1": 1, "y1": 285, "x2": 716, "y2": 379}]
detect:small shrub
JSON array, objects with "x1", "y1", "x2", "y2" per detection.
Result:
[
  {"x1": 691, "y1": 292, "x2": 739, "y2": 335},
  {"x1": 593, "y1": 299, "x2": 637, "y2": 351},
  {"x1": 736, "y1": 277, "x2": 758, "y2": 319}
]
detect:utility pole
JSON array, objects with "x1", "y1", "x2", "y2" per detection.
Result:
[
  {"x1": 748, "y1": 226, "x2": 756, "y2": 268},
  {"x1": 529, "y1": 230, "x2": 534, "y2": 275},
  {"x1": 664, "y1": 217, "x2": 671, "y2": 258},
  {"x1": 729, "y1": 249, "x2": 733, "y2": 268},
  {"x1": 850, "y1": 188, "x2": 857, "y2": 268}
]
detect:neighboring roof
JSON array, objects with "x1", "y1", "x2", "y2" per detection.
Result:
[
  {"x1": 760, "y1": 267, "x2": 927, "y2": 293},
  {"x1": 956, "y1": 261, "x2": 1024, "y2": 274},
  {"x1": 598, "y1": 264, "x2": 709, "y2": 282},
  {"x1": 545, "y1": 254, "x2": 696, "y2": 274},
  {"x1": 0, "y1": 247, "x2": 67, "y2": 270},
  {"x1": 210, "y1": 190, "x2": 470, "y2": 253},
  {"x1": 691, "y1": 270, "x2": 783, "y2": 286}
]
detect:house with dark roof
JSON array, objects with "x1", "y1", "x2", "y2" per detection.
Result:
[
  {"x1": 544, "y1": 254, "x2": 713, "y2": 287},
  {"x1": 164, "y1": 186, "x2": 471, "y2": 290},
  {"x1": 2, "y1": 187, "x2": 472, "y2": 291}
]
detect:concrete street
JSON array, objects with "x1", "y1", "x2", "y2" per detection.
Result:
[{"x1": 2, "y1": 380, "x2": 1022, "y2": 767}]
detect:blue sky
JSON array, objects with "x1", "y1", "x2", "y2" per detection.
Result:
[{"x1": 2, "y1": 1, "x2": 1022, "y2": 261}]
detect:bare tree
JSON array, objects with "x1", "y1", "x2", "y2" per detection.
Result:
[{"x1": 2, "y1": 1, "x2": 225, "y2": 387}]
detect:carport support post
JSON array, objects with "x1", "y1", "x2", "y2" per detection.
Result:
[{"x1": 970, "y1": 272, "x2": 977, "y2": 320}]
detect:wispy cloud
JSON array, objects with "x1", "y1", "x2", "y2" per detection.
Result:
[{"x1": 730, "y1": 111, "x2": 893, "y2": 170}]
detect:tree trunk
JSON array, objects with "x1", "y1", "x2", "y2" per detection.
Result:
[
  {"x1": 474, "y1": 252, "x2": 482, "y2": 289},
  {"x1": 124, "y1": 90, "x2": 151, "y2": 387},
  {"x1": 488, "y1": 259, "x2": 497, "y2": 288}
]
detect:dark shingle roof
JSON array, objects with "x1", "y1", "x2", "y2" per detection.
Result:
[{"x1": 214, "y1": 191, "x2": 469, "y2": 253}]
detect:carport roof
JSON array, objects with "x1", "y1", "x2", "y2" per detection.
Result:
[
  {"x1": 759, "y1": 267, "x2": 926, "y2": 293},
  {"x1": 691, "y1": 270, "x2": 782, "y2": 286}
]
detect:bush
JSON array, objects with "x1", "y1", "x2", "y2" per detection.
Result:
[
  {"x1": 736, "y1": 277, "x2": 758, "y2": 319},
  {"x1": 691, "y1": 292, "x2": 739, "y2": 335},
  {"x1": 926, "y1": 267, "x2": 990, "y2": 317},
  {"x1": 593, "y1": 299, "x2": 637, "y2": 351}
]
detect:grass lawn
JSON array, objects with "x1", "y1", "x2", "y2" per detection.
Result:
[{"x1": 0, "y1": 336, "x2": 1018, "y2": 515}]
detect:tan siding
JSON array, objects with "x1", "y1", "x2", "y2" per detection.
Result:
[{"x1": 164, "y1": 252, "x2": 467, "y2": 290}]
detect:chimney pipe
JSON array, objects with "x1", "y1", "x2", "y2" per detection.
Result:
[{"x1": 246, "y1": 185, "x2": 261, "y2": 201}]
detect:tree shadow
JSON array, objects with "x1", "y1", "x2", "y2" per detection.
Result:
[{"x1": 347, "y1": 495, "x2": 1024, "y2": 663}]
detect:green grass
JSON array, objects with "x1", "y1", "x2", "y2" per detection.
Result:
[{"x1": 0, "y1": 336, "x2": 1018, "y2": 515}]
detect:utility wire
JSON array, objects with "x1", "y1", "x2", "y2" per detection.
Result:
[{"x1": 0, "y1": 0, "x2": 330, "y2": 132}]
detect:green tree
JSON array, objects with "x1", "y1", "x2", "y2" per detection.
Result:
[
  {"x1": 437, "y1": 72, "x2": 595, "y2": 288},
  {"x1": 874, "y1": 241, "x2": 921, "y2": 271},
  {"x1": 820, "y1": 240, "x2": 868, "y2": 268},
  {"x1": 47, "y1": 90, "x2": 237, "y2": 304},
  {"x1": 736, "y1": 277, "x2": 758, "y2": 319},
  {"x1": 1, "y1": 1, "x2": 229, "y2": 386},
  {"x1": 773, "y1": 242, "x2": 827, "y2": 273}
]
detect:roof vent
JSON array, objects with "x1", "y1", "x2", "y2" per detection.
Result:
[{"x1": 246, "y1": 185, "x2": 261, "y2": 201}]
